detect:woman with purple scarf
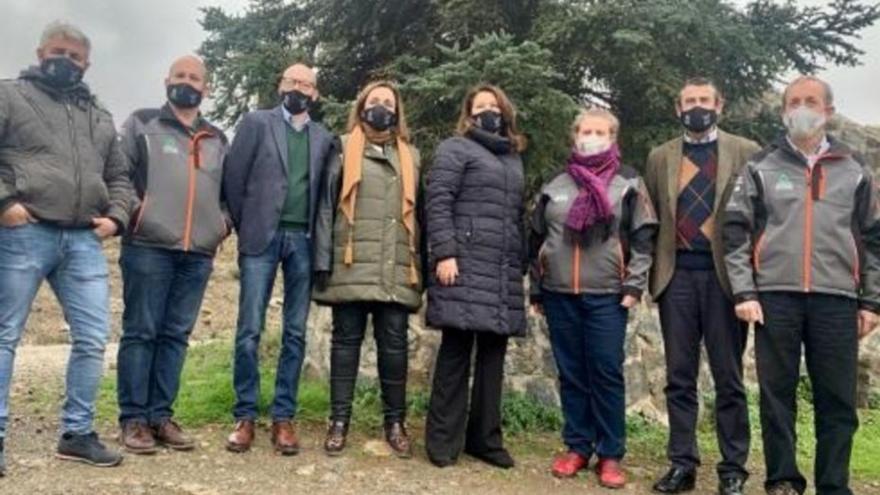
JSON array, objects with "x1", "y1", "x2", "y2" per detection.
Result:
[{"x1": 528, "y1": 108, "x2": 658, "y2": 489}]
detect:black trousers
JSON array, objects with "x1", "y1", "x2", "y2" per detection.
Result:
[
  {"x1": 757, "y1": 293, "x2": 859, "y2": 495},
  {"x1": 330, "y1": 302, "x2": 410, "y2": 424},
  {"x1": 425, "y1": 329, "x2": 508, "y2": 463},
  {"x1": 658, "y1": 268, "x2": 750, "y2": 478}
]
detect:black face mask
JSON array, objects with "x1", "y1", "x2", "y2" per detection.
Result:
[
  {"x1": 282, "y1": 90, "x2": 312, "y2": 115},
  {"x1": 680, "y1": 107, "x2": 718, "y2": 133},
  {"x1": 361, "y1": 105, "x2": 397, "y2": 132},
  {"x1": 40, "y1": 56, "x2": 84, "y2": 89},
  {"x1": 167, "y1": 83, "x2": 203, "y2": 109},
  {"x1": 472, "y1": 110, "x2": 504, "y2": 134}
]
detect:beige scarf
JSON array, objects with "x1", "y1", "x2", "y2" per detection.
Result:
[{"x1": 339, "y1": 125, "x2": 418, "y2": 285}]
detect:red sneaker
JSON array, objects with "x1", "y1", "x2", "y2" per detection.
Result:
[
  {"x1": 596, "y1": 458, "x2": 626, "y2": 489},
  {"x1": 551, "y1": 451, "x2": 589, "y2": 478}
]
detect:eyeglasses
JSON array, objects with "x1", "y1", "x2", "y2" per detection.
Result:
[{"x1": 280, "y1": 77, "x2": 316, "y2": 92}]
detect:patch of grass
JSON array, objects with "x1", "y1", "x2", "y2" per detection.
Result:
[
  {"x1": 695, "y1": 384, "x2": 880, "y2": 480},
  {"x1": 97, "y1": 339, "x2": 428, "y2": 429}
]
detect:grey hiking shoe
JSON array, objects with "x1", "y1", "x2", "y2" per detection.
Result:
[
  {"x1": 56, "y1": 432, "x2": 123, "y2": 467},
  {"x1": 1, "y1": 437, "x2": 6, "y2": 477}
]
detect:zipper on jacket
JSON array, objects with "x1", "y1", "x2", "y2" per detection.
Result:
[
  {"x1": 803, "y1": 168, "x2": 814, "y2": 292},
  {"x1": 182, "y1": 131, "x2": 214, "y2": 251},
  {"x1": 65, "y1": 102, "x2": 83, "y2": 223},
  {"x1": 572, "y1": 239, "x2": 581, "y2": 294}
]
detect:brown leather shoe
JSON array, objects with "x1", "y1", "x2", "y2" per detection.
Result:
[
  {"x1": 154, "y1": 419, "x2": 195, "y2": 451},
  {"x1": 385, "y1": 422, "x2": 412, "y2": 459},
  {"x1": 226, "y1": 420, "x2": 255, "y2": 453},
  {"x1": 323, "y1": 421, "x2": 348, "y2": 456},
  {"x1": 270, "y1": 420, "x2": 300, "y2": 456},
  {"x1": 119, "y1": 420, "x2": 158, "y2": 455}
]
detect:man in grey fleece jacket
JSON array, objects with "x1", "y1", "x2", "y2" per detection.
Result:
[
  {"x1": 115, "y1": 55, "x2": 229, "y2": 456},
  {"x1": 723, "y1": 75, "x2": 880, "y2": 495},
  {"x1": 0, "y1": 22, "x2": 132, "y2": 474}
]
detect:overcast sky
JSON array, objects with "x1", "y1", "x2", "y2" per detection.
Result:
[{"x1": 1, "y1": 0, "x2": 878, "y2": 127}]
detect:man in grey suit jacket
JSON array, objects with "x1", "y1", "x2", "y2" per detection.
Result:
[{"x1": 223, "y1": 63, "x2": 338, "y2": 455}]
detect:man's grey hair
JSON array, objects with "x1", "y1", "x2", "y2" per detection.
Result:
[
  {"x1": 39, "y1": 21, "x2": 91, "y2": 52},
  {"x1": 783, "y1": 75, "x2": 834, "y2": 107}
]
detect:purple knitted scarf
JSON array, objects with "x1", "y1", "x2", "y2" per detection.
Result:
[{"x1": 565, "y1": 143, "x2": 621, "y2": 233}]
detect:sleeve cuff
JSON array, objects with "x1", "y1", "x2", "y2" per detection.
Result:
[
  {"x1": 109, "y1": 216, "x2": 126, "y2": 237},
  {"x1": 0, "y1": 197, "x2": 17, "y2": 214},
  {"x1": 621, "y1": 286, "x2": 643, "y2": 298},
  {"x1": 431, "y1": 239, "x2": 457, "y2": 262},
  {"x1": 859, "y1": 300, "x2": 880, "y2": 315},
  {"x1": 734, "y1": 291, "x2": 759, "y2": 304}
]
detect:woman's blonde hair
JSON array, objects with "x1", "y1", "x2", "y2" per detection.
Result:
[
  {"x1": 570, "y1": 107, "x2": 620, "y2": 142},
  {"x1": 455, "y1": 84, "x2": 527, "y2": 152},
  {"x1": 346, "y1": 80, "x2": 411, "y2": 142}
]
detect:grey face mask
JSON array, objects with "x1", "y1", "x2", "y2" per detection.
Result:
[{"x1": 784, "y1": 106, "x2": 826, "y2": 140}]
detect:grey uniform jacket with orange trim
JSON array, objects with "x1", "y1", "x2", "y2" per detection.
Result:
[
  {"x1": 529, "y1": 166, "x2": 658, "y2": 301},
  {"x1": 723, "y1": 134, "x2": 880, "y2": 312},
  {"x1": 0, "y1": 68, "x2": 132, "y2": 230},
  {"x1": 120, "y1": 104, "x2": 230, "y2": 256}
]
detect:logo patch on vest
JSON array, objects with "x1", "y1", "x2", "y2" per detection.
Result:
[
  {"x1": 775, "y1": 173, "x2": 794, "y2": 193},
  {"x1": 161, "y1": 137, "x2": 180, "y2": 155}
]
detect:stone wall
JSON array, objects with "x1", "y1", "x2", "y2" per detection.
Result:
[{"x1": 301, "y1": 300, "x2": 880, "y2": 422}]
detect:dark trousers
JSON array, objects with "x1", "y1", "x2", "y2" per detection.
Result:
[
  {"x1": 330, "y1": 302, "x2": 410, "y2": 424},
  {"x1": 425, "y1": 329, "x2": 508, "y2": 463},
  {"x1": 117, "y1": 244, "x2": 213, "y2": 425},
  {"x1": 658, "y1": 268, "x2": 750, "y2": 478},
  {"x1": 542, "y1": 291, "x2": 627, "y2": 460},
  {"x1": 757, "y1": 293, "x2": 859, "y2": 495}
]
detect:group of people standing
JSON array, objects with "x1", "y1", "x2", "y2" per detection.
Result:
[{"x1": 0, "y1": 21, "x2": 877, "y2": 495}]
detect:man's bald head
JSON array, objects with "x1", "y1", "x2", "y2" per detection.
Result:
[
  {"x1": 168, "y1": 55, "x2": 207, "y2": 81},
  {"x1": 278, "y1": 63, "x2": 318, "y2": 100}
]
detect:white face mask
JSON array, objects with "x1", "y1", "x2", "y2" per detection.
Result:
[
  {"x1": 576, "y1": 135, "x2": 612, "y2": 156},
  {"x1": 784, "y1": 106, "x2": 826, "y2": 140}
]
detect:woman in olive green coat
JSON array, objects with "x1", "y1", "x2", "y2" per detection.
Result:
[{"x1": 312, "y1": 80, "x2": 423, "y2": 458}]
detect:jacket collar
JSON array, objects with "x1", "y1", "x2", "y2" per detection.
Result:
[
  {"x1": 772, "y1": 133, "x2": 852, "y2": 166},
  {"x1": 466, "y1": 127, "x2": 512, "y2": 155},
  {"x1": 158, "y1": 103, "x2": 214, "y2": 136},
  {"x1": 19, "y1": 65, "x2": 92, "y2": 108}
]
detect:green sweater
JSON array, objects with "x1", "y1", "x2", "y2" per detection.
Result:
[{"x1": 280, "y1": 126, "x2": 310, "y2": 230}]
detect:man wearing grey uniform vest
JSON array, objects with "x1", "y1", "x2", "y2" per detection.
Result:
[
  {"x1": 116, "y1": 55, "x2": 230, "y2": 455},
  {"x1": 724, "y1": 75, "x2": 880, "y2": 495}
]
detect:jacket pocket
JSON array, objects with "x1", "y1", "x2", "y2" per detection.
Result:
[
  {"x1": 456, "y1": 216, "x2": 474, "y2": 245},
  {"x1": 753, "y1": 231, "x2": 765, "y2": 272},
  {"x1": 850, "y1": 233, "x2": 860, "y2": 285}
]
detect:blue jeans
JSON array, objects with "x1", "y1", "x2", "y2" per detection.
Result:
[
  {"x1": 116, "y1": 244, "x2": 213, "y2": 425},
  {"x1": 542, "y1": 291, "x2": 628, "y2": 460},
  {"x1": 0, "y1": 224, "x2": 110, "y2": 437},
  {"x1": 233, "y1": 230, "x2": 312, "y2": 420}
]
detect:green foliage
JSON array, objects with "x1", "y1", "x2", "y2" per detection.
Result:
[
  {"x1": 199, "y1": 0, "x2": 879, "y2": 184},
  {"x1": 390, "y1": 33, "x2": 579, "y2": 190}
]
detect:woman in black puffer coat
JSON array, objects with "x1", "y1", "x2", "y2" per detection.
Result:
[{"x1": 424, "y1": 84, "x2": 527, "y2": 469}]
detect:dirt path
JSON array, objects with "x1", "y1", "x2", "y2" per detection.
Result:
[{"x1": 3, "y1": 344, "x2": 878, "y2": 495}]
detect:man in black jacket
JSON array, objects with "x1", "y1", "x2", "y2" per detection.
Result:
[{"x1": 0, "y1": 21, "x2": 132, "y2": 474}]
